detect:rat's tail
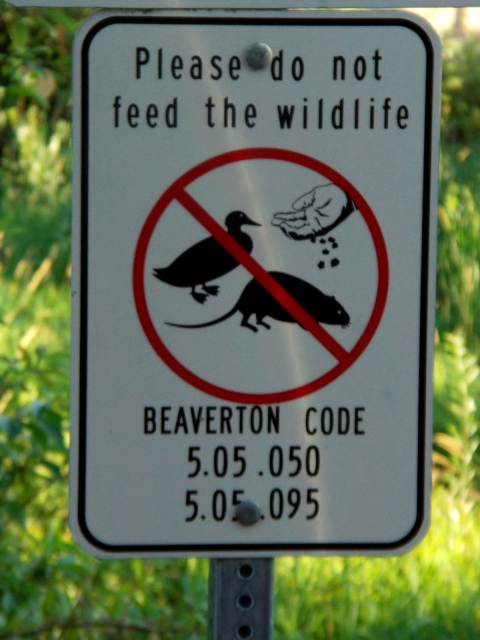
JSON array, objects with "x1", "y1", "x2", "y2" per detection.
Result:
[{"x1": 165, "y1": 306, "x2": 237, "y2": 329}]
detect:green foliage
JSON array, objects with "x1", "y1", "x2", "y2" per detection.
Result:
[
  {"x1": 0, "y1": 279, "x2": 209, "y2": 637},
  {"x1": 274, "y1": 489, "x2": 480, "y2": 640},
  {"x1": 442, "y1": 37, "x2": 480, "y2": 145},
  {"x1": 436, "y1": 146, "x2": 480, "y2": 349},
  {"x1": 0, "y1": 1, "x2": 90, "y2": 284},
  {"x1": 0, "y1": 106, "x2": 72, "y2": 283},
  {"x1": 0, "y1": 2, "x2": 91, "y2": 129},
  {"x1": 433, "y1": 333, "x2": 480, "y2": 506},
  {"x1": 436, "y1": 37, "x2": 480, "y2": 350}
]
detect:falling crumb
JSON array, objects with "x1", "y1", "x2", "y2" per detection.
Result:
[
  {"x1": 318, "y1": 261, "x2": 325, "y2": 269},
  {"x1": 322, "y1": 249, "x2": 330, "y2": 255},
  {"x1": 331, "y1": 258, "x2": 340, "y2": 268}
]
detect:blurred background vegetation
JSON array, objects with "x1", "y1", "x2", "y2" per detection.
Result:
[{"x1": 0, "y1": 3, "x2": 479, "y2": 638}]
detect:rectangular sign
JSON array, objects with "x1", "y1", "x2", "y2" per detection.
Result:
[{"x1": 70, "y1": 10, "x2": 441, "y2": 558}]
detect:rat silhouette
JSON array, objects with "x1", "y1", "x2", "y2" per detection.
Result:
[
  {"x1": 166, "y1": 271, "x2": 350, "y2": 332},
  {"x1": 153, "y1": 210, "x2": 261, "y2": 303}
]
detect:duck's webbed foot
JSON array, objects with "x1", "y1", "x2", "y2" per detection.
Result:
[
  {"x1": 202, "y1": 284, "x2": 219, "y2": 296},
  {"x1": 190, "y1": 287, "x2": 208, "y2": 304}
]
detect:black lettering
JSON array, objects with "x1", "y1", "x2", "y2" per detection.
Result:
[
  {"x1": 397, "y1": 105, "x2": 409, "y2": 129},
  {"x1": 136, "y1": 47, "x2": 150, "y2": 79},
  {"x1": 205, "y1": 96, "x2": 215, "y2": 127},
  {"x1": 354, "y1": 56, "x2": 366, "y2": 80},
  {"x1": 160, "y1": 406, "x2": 171, "y2": 434},
  {"x1": 127, "y1": 103, "x2": 139, "y2": 128},
  {"x1": 236, "y1": 406, "x2": 246, "y2": 434},
  {"x1": 174, "y1": 407, "x2": 188, "y2": 434},
  {"x1": 373, "y1": 49, "x2": 382, "y2": 80},
  {"x1": 113, "y1": 96, "x2": 121, "y2": 127},
  {"x1": 292, "y1": 56, "x2": 304, "y2": 81},
  {"x1": 245, "y1": 104, "x2": 257, "y2": 128},
  {"x1": 267, "y1": 407, "x2": 280, "y2": 434},
  {"x1": 144, "y1": 407, "x2": 156, "y2": 434},
  {"x1": 171, "y1": 55, "x2": 183, "y2": 79},
  {"x1": 333, "y1": 55, "x2": 345, "y2": 80},
  {"x1": 190, "y1": 55, "x2": 203, "y2": 79},
  {"x1": 157, "y1": 48, "x2": 163, "y2": 79},
  {"x1": 220, "y1": 406, "x2": 233, "y2": 434},
  {"x1": 338, "y1": 407, "x2": 350, "y2": 435},
  {"x1": 146, "y1": 103, "x2": 158, "y2": 128},
  {"x1": 190, "y1": 407, "x2": 203, "y2": 434},
  {"x1": 331, "y1": 99, "x2": 344, "y2": 129},
  {"x1": 355, "y1": 407, "x2": 365, "y2": 434},
  {"x1": 206, "y1": 406, "x2": 217, "y2": 433},
  {"x1": 211, "y1": 55, "x2": 222, "y2": 80},
  {"x1": 250, "y1": 406, "x2": 263, "y2": 434},
  {"x1": 321, "y1": 407, "x2": 333, "y2": 435},
  {"x1": 383, "y1": 97, "x2": 391, "y2": 128},
  {"x1": 223, "y1": 97, "x2": 236, "y2": 128},
  {"x1": 229, "y1": 56, "x2": 241, "y2": 80},
  {"x1": 271, "y1": 50, "x2": 283, "y2": 81},
  {"x1": 165, "y1": 97, "x2": 178, "y2": 128},
  {"x1": 277, "y1": 105, "x2": 295, "y2": 129},
  {"x1": 305, "y1": 407, "x2": 317, "y2": 435}
]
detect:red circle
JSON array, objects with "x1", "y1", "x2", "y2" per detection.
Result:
[{"x1": 133, "y1": 148, "x2": 389, "y2": 404}]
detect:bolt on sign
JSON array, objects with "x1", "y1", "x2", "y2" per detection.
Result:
[{"x1": 69, "y1": 10, "x2": 441, "y2": 558}]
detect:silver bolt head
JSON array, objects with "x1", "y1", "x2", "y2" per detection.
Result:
[
  {"x1": 236, "y1": 500, "x2": 262, "y2": 526},
  {"x1": 245, "y1": 43, "x2": 273, "y2": 70}
]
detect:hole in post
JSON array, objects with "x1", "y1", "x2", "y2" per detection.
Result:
[
  {"x1": 237, "y1": 625, "x2": 253, "y2": 639},
  {"x1": 238, "y1": 563, "x2": 254, "y2": 579},
  {"x1": 237, "y1": 593, "x2": 254, "y2": 610}
]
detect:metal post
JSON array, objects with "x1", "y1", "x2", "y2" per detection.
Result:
[{"x1": 208, "y1": 558, "x2": 274, "y2": 640}]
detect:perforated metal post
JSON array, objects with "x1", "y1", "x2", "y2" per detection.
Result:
[{"x1": 208, "y1": 558, "x2": 274, "y2": 640}]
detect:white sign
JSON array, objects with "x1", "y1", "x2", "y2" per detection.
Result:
[{"x1": 70, "y1": 10, "x2": 440, "y2": 558}]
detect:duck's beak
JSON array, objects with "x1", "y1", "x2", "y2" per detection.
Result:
[{"x1": 244, "y1": 215, "x2": 261, "y2": 226}]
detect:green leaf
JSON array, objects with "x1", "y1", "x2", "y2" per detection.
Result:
[
  {"x1": 9, "y1": 22, "x2": 30, "y2": 50},
  {"x1": 3, "y1": 500, "x2": 26, "y2": 526},
  {"x1": 0, "y1": 416, "x2": 22, "y2": 441}
]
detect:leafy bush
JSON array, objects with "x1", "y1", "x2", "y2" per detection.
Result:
[
  {"x1": 0, "y1": 3, "x2": 90, "y2": 130},
  {"x1": 436, "y1": 150, "x2": 480, "y2": 349},
  {"x1": 442, "y1": 37, "x2": 480, "y2": 146},
  {"x1": 433, "y1": 333, "x2": 480, "y2": 506},
  {"x1": 0, "y1": 1, "x2": 89, "y2": 284}
]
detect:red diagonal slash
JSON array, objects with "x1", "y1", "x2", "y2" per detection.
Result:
[{"x1": 176, "y1": 188, "x2": 350, "y2": 362}]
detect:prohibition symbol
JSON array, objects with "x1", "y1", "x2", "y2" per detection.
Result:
[{"x1": 133, "y1": 148, "x2": 389, "y2": 404}]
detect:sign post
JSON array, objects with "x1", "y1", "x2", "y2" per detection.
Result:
[
  {"x1": 209, "y1": 557, "x2": 274, "y2": 639},
  {"x1": 69, "y1": 10, "x2": 440, "y2": 560}
]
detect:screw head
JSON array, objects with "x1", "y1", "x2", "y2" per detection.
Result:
[
  {"x1": 245, "y1": 43, "x2": 273, "y2": 70},
  {"x1": 236, "y1": 500, "x2": 262, "y2": 526}
]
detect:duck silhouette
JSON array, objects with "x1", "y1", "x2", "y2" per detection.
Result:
[{"x1": 153, "y1": 210, "x2": 261, "y2": 304}]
